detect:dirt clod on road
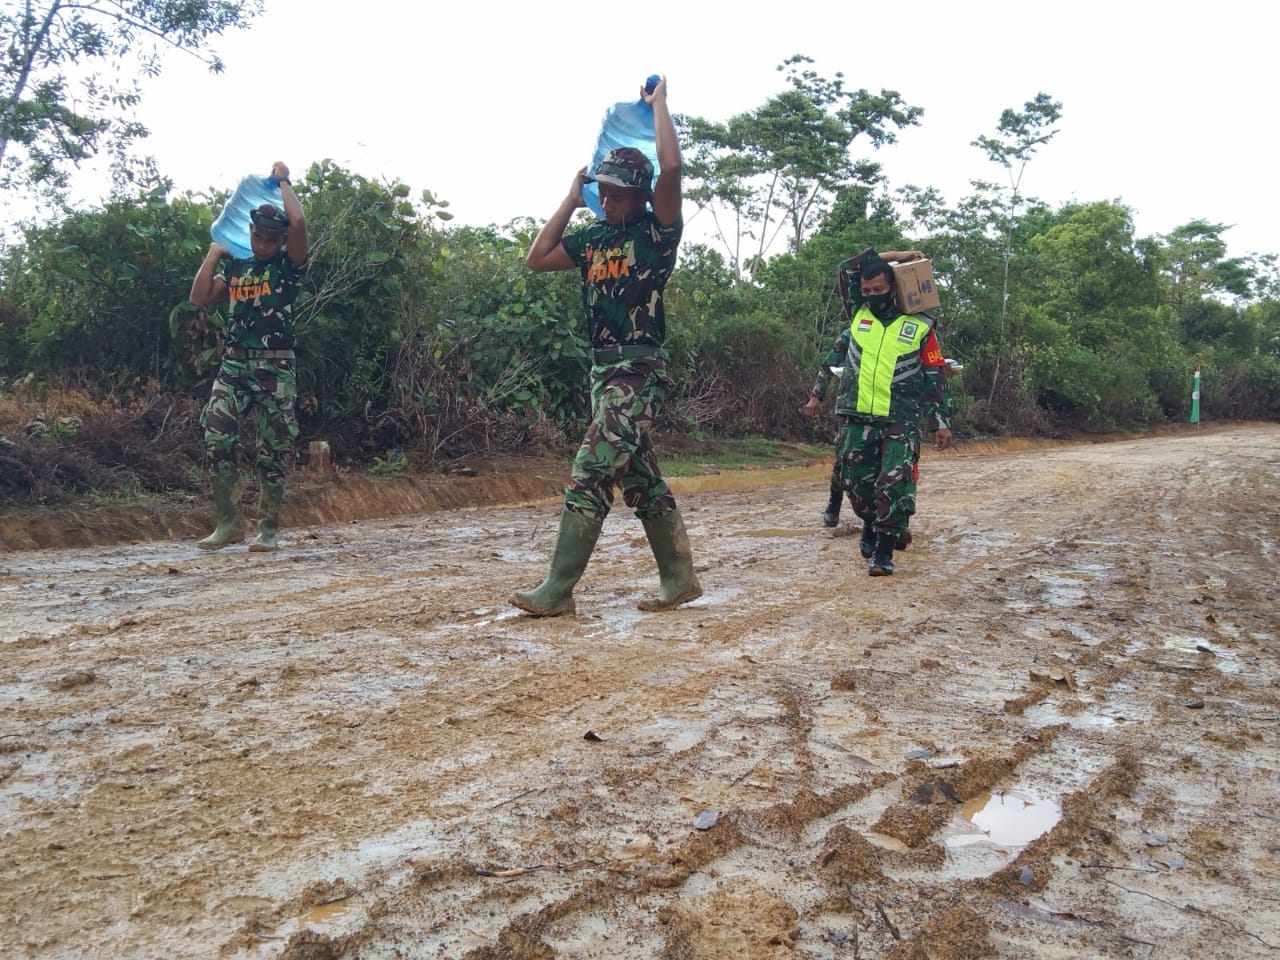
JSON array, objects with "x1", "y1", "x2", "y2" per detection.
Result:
[{"x1": 2, "y1": 424, "x2": 1278, "y2": 959}]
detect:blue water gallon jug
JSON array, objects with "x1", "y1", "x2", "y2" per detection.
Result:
[
  {"x1": 583, "y1": 75, "x2": 662, "y2": 219},
  {"x1": 211, "y1": 174, "x2": 283, "y2": 260}
]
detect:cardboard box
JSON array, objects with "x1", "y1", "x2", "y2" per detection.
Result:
[{"x1": 892, "y1": 259, "x2": 941, "y2": 314}]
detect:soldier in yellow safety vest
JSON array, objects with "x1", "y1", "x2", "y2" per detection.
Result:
[{"x1": 803, "y1": 257, "x2": 953, "y2": 575}]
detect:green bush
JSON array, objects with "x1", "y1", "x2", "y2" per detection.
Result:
[{"x1": 2, "y1": 187, "x2": 210, "y2": 390}]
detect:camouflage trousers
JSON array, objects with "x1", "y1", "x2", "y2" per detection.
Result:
[
  {"x1": 200, "y1": 359, "x2": 298, "y2": 484},
  {"x1": 829, "y1": 423, "x2": 920, "y2": 487},
  {"x1": 835, "y1": 418, "x2": 921, "y2": 536},
  {"x1": 565, "y1": 359, "x2": 677, "y2": 520},
  {"x1": 829, "y1": 434, "x2": 921, "y2": 502}
]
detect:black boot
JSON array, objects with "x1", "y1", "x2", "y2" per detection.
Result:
[
  {"x1": 859, "y1": 519, "x2": 875, "y2": 559},
  {"x1": 822, "y1": 482, "x2": 843, "y2": 528},
  {"x1": 869, "y1": 532, "x2": 895, "y2": 576},
  {"x1": 895, "y1": 526, "x2": 913, "y2": 550}
]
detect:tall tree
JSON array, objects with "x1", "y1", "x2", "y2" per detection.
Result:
[
  {"x1": 972, "y1": 92, "x2": 1062, "y2": 401},
  {"x1": 1157, "y1": 220, "x2": 1253, "y2": 319},
  {"x1": 1, "y1": 0, "x2": 261, "y2": 198},
  {"x1": 680, "y1": 54, "x2": 920, "y2": 279},
  {"x1": 897, "y1": 181, "x2": 1049, "y2": 402}
]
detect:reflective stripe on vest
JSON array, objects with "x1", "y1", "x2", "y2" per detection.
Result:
[{"x1": 848, "y1": 307, "x2": 933, "y2": 417}]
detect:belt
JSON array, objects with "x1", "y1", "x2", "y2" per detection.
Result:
[
  {"x1": 223, "y1": 348, "x2": 296, "y2": 361},
  {"x1": 592, "y1": 343, "x2": 663, "y2": 364}
]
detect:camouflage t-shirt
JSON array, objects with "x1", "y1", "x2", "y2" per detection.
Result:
[
  {"x1": 560, "y1": 213, "x2": 682, "y2": 348},
  {"x1": 214, "y1": 251, "x2": 307, "y2": 351}
]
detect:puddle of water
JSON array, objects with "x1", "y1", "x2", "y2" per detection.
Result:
[
  {"x1": 0, "y1": 760, "x2": 94, "y2": 810},
  {"x1": 630, "y1": 715, "x2": 715, "y2": 754},
  {"x1": 581, "y1": 606, "x2": 648, "y2": 637},
  {"x1": 864, "y1": 831, "x2": 912, "y2": 854},
  {"x1": 417, "y1": 750, "x2": 494, "y2": 779},
  {"x1": 543, "y1": 910, "x2": 666, "y2": 957},
  {"x1": 229, "y1": 899, "x2": 359, "y2": 959},
  {"x1": 803, "y1": 778, "x2": 903, "y2": 849},
  {"x1": 1031, "y1": 572, "x2": 1089, "y2": 608},
  {"x1": 668, "y1": 464, "x2": 827, "y2": 495},
  {"x1": 239, "y1": 816, "x2": 452, "y2": 914},
  {"x1": 0, "y1": 543, "x2": 199, "y2": 577},
  {"x1": 1063, "y1": 622, "x2": 1102, "y2": 645},
  {"x1": 710, "y1": 686, "x2": 784, "y2": 721},
  {"x1": 949, "y1": 789, "x2": 1062, "y2": 848},
  {"x1": 1024, "y1": 701, "x2": 1138, "y2": 730},
  {"x1": 1049, "y1": 563, "x2": 1108, "y2": 579},
  {"x1": 469, "y1": 607, "x2": 525, "y2": 629},
  {"x1": 936, "y1": 516, "x2": 1020, "y2": 551},
  {"x1": 1162, "y1": 636, "x2": 1240, "y2": 673}
]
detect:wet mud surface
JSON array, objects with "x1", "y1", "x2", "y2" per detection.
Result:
[{"x1": 2, "y1": 424, "x2": 1278, "y2": 958}]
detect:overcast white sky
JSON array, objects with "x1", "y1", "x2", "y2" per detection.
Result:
[{"x1": 61, "y1": 0, "x2": 1280, "y2": 261}]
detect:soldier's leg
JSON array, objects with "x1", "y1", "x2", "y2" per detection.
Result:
[
  {"x1": 897, "y1": 455, "x2": 921, "y2": 550},
  {"x1": 247, "y1": 361, "x2": 299, "y2": 552},
  {"x1": 613, "y1": 370, "x2": 699, "y2": 611},
  {"x1": 616, "y1": 365, "x2": 675, "y2": 518},
  {"x1": 512, "y1": 368, "x2": 629, "y2": 615},
  {"x1": 823, "y1": 459, "x2": 843, "y2": 527},
  {"x1": 197, "y1": 365, "x2": 250, "y2": 549},
  {"x1": 877, "y1": 428, "x2": 920, "y2": 536},
  {"x1": 822, "y1": 419, "x2": 844, "y2": 527},
  {"x1": 838, "y1": 422, "x2": 879, "y2": 559},
  {"x1": 564, "y1": 369, "x2": 654, "y2": 520},
  {"x1": 869, "y1": 427, "x2": 921, "y2": 576}
]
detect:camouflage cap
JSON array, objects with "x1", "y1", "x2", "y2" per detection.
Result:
[
  {"x1": 250, "y1": 203, "x2": 289, "y2": 233},
  {"x1": 592, "y1": 147, "x2": 654, "y2": 193}
]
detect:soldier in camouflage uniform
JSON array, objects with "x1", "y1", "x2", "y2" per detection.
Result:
[
  {"x1": 189, "y1": 160, "x2": 308, "y2": 552},
  {"x1": 821, "y1": 246, "x2": 928, "y2": 531},
  {"x1": 803, "y1": 257, "x2": 952, "y2": 576},
  {"x1": 511, "y1": 76, "x2": 701, "y2": 617}
]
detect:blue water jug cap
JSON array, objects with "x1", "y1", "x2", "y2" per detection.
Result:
[{"x1": 644, "y1": 74, "x2": 660, "y2": 95}]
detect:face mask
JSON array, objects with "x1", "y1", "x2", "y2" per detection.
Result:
[{"x1": 864, "y1": 293, "x2": 897, "y2": 319}]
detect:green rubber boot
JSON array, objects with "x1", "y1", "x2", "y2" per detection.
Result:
[
  {"x1": 510, "y1": 509, "x2": 603, "y2": 617},
  {"x1": 196, "y1": 467, "x2": 244, "y2": 550},
  {"x1": 637, "y1": 509, "x2": 703, "y2": 611},
  {"x1": 247, "y1": 479, "x2": 285, "y2": 552}
]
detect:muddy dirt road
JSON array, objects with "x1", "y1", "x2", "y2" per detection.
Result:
[{"x1": 3, "y1": 424, "x2": 1278, "y2": 959}]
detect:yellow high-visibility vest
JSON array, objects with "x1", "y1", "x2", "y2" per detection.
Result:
[{"x1": 848, "y1": 307, "x2": 934, "y2": 417}]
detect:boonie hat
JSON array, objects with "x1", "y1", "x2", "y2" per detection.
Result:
[
  {"x1": 592, "y1": 147, "x2": 654, "y2": 193},
  {"x1": 250, "y1": 203, "x2": 289, "y2": 233}
]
